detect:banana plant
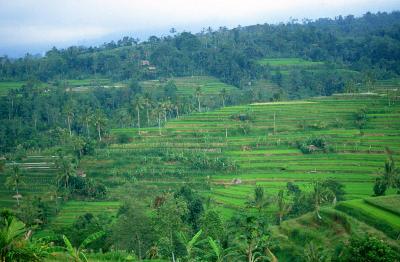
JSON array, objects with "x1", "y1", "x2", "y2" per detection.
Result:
[
  {"x1": 177, "y1": 229, "x2": 203, "y2": 262},
  {"x1": 0, "y1": 214, "x2": 51, "y2": 261},
  {"x1": 206, "y1": 237, "x2": 236, "y2": 262},
  {"x1": 62, "y1": 231, "x2": 104, "y2": 262},
  {"x1": 0, "y1": 216, "x2": 25, "y2": 260}
]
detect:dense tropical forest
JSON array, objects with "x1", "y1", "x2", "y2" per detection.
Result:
[{"x1": 0, "y1": 11, "x2": 400, "y2": 261}]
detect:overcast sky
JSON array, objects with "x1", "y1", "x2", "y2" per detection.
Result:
[{"x1": 0, "y1": 0, "x2": 399, "y2": 57}]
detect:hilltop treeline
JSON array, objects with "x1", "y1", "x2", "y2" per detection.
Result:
[{"x1": 1, "y1": 11, "x2": 400, "y2": 88}]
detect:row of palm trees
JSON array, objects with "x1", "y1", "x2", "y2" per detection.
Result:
[
  {"x1": 130, "y1": 87, "x2": 227, "y2": 135},
  {"x1": 62, "y1": 86, "x2": 229, "y2": 140},
  {"x1": 131, "y1": 96, "x2": 181, "y2": 135}
]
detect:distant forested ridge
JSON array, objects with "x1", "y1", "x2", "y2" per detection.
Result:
[{"x1": 1, "y1": 11, "x2": 399, "y2": 87}]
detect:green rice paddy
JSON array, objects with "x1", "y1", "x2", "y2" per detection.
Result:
[
  {"x1": 257, "y1": 58, "x2": 324, "y2": 68},
  {"x1": 140, "y1": 76, "x2": 237, "y2": 96},
  {"x1": 0, "y1": 81, "x2": 25, "y2": 95}
]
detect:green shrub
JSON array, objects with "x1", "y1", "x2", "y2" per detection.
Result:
[
  {"x1": 339, "y1": 236, "x2": 400, "y2": 262},
  {"x1": 115, "y1": 133, "x2": 131, "y2": 144},
  {"x1": 373, "y1": 177, "x2": 387, "y2": 196},
  {"x1": 298, "y1": 136, "x2": 328, "y2": 154},
  {"x1": 230, "y1": 112, "x2": 254, "y2": 122},
  {"x1": 354, "y1": 108, "x2": 368, "y2": 129}
]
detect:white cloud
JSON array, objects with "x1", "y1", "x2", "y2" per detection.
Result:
[{"x1": 0, "y1": 25, "x2": 110, "y2": 45}]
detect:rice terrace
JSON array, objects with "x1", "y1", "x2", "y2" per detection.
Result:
[{"x1": 1, "y1": 4, "x2": 400, "y2": 262}]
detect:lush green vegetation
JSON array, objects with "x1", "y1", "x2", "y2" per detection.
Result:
[{"x1": 1, "y1": 10, "x2": 400, "y2": 262}]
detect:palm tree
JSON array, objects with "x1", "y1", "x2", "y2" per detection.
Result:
[
  {"x1": 195, "y1": 86, "x2": 202, "y2": 112},
  {"x1": 154, "y1": 103, "x2": 164, "y2": 136},
  {"x1": 219, "y1": 88, "x2": 227, "y2": 107},
  {"x1": 55, "y1": 154, "x2": 76, "y2": 190},
  {"x1": 79, "y1": 107, "x2": 92, "y2": 138},
  {"x1": 312, "y1": 181, "x2": 335, "y2": 220},
  {"x1": 92, "y1": 109, "x2": 106, "y2": 141},
  {"x1": 115, "y1": 108, "x2": 130, "y2": 128},
  {"x1": 143, "y1": 96, "x2": 153, "y2": 126},
  {"x1": 177, "y1": 230, "x2": 202, "y2": 262},
  {"x1": 161, "y1": 99, "x2": 173, "y2": 122},
  {"x1": 62, "y1": 231, "x2": 104, "y2": 262},
  {"x1": 5, "y1": 162, "x2": 25, "y2": 206},
  {"x1": 63, "y1": 102, "x2": 75, "y2": 137},
  {"x1": 133, "y1": 95, "x2": 145, "y2": 133},
  {"x1": 174, "y1": 99, "x2": 182, "y2": 119},
  {"x1": 382, "y1": 153, "x2": 397, "y2": 188},
  {"x1": 276, "y1": 189, "x2": 292, "y2": 225},
  {"x1": 247, "y1": 186, "x2": 269, "y2": 213},
  {"x1": 7, "y1": 89, "x2": 16, "y2": 120},
  {"x1": 234, "y1": 223, "x2": 269, "y2": 262}
]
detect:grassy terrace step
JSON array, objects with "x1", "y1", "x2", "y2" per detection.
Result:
[
  {"x1": 364, "y1": 195, "x2": 400, "y2": 216},
  {"x1": 49, "y1": 201, "x2": 120, "y2": 226},
  {"x1": 271, "y1": 208, "x2": 400, "y2": 260},
  {"x1": 336, "y1": 198, "x2": 400, "y2": 239}
]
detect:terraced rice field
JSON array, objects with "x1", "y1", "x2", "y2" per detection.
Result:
[
  {"x1": 0, "y1": 155, "x2": 58, "y2": 208},
  {"x1": 63, "y1": 78, "x2": 126, "y2": 92},
  {"x1": 49, "y1": 201, "x2": 120, "y2": 226},
  {"x1": 140, "y1": 76, "x2": 237, "y2": 96},
  {"x1": 1, "y1": 92, "x2": 399, "y2": 224},
  {"x1": 103, "y1": 94, "x2": 400, "y2": 217}
]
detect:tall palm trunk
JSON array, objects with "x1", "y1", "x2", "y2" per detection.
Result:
[
  {"x1": 67, "y1": 115, "x2": 72, "y2": 137},
  {"x1": 265, "y1": 247, "x2": 278, "y2": 262},
  {"x1": 15, "y1": 186, "x2": 20, "y2": 206},
  {"x1": 146, "y1": 108, "x2": 150, "y2": 126},
  {"x1": 136, "y1": 107, "x2": 141, "y2": 134},
  {"x1": 197, "y1": 97, "x2": 201, "y2": 112},
  {"x1": 170, "y1": 230, "x2": 175, "y2": 262},
  {"x1": 247, "y1": 246, "x2": 253, "y2": 262},
  {"x1": 158, "y1": 113, "x2": 162, "y2": 136},
  {"x1": 86, "y1": 120, "x2": 90, "y2": 137},
  {"x1": 97, "y1": 125, "x2": 102, "y2": 141}
]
